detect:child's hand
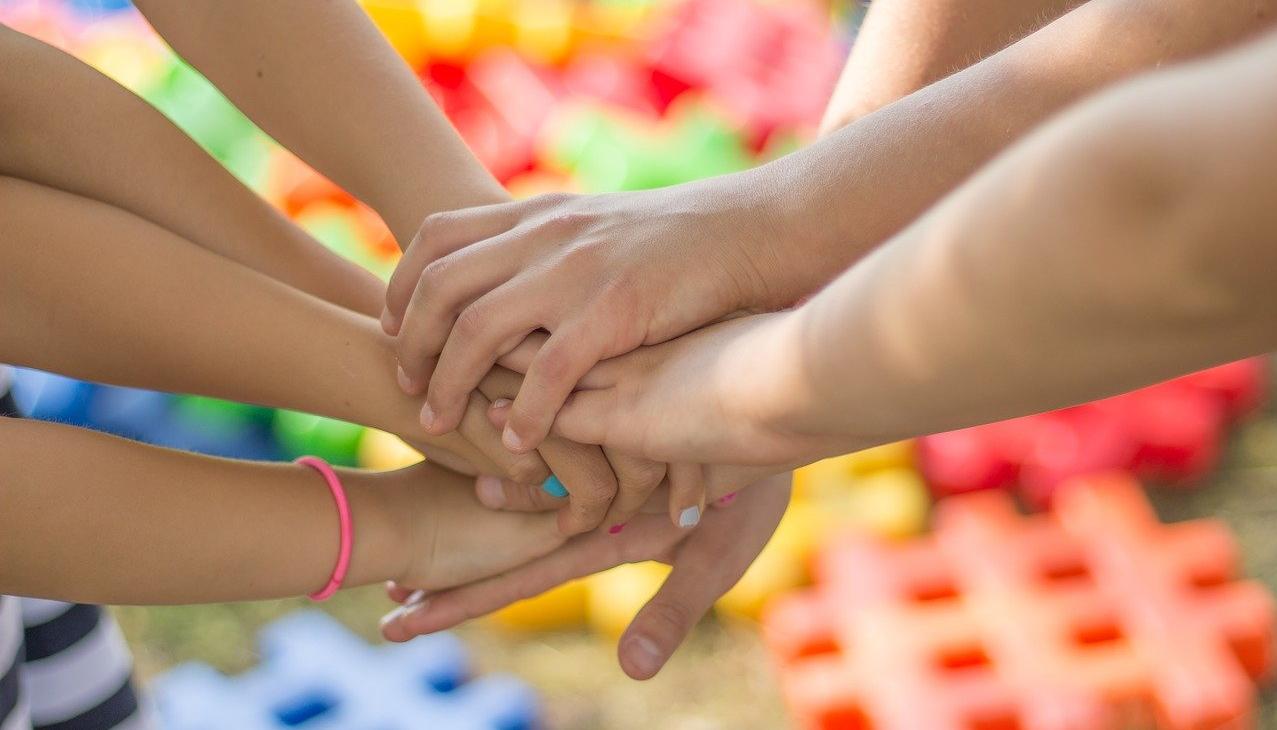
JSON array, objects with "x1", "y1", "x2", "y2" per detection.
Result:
[
  {"x1": 383, "y1": 179, "x2": 804, "y2": 456},
  {"x1": 381, "y1": 462, "x2": 565, "y2": 592},
  {"x1": 380, "y1": 473, "x2": 792, "y2": 680},
  {"x1": 507, "y1": 311, "x2": 845, "y2": 471}
]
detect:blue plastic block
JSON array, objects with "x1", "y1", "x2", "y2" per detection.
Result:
[
  {"x1": 86, "y1": 386, "x2": 174, "y2": 440},
  {"x1": 151, "y1": 611, "x2": 541, "y2": 730},
  {"x1": 9, "y1": 369, "x2": 98, "y2": 426}
]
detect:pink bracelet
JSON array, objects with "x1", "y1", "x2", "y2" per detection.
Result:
[{"x1": 296, "y1": 456, "x2": 353, "y2": 602}]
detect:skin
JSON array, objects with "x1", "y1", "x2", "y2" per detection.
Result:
[
  {"x1": 0, "y1": 417, "x2": 561, "y2": 604},
  {"x1": 541, "y1": 31, "x2": 1277, "y2": 470},
  {"x1": 0, "y1": 20, "x2": 651, "y2": 533},
  {"x1": 129, "y1": 0, "x2": 677, "y2": 534},
  {"x1": 385, "y1": 0, "x2": 1277, "y2": 462},
  {"x1": 820, "y1": 0, "x2": 1083, "y2": 131}
]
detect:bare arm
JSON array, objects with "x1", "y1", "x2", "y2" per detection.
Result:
[
  {"x1": 549, "y1": 30, "x2": 1277, "y2": 466},
  {"x1": 0, "y1": 176, "x2": 492, "y2": 475},
  {"x1": 131, "y1": 0, "x2": 507, "y2": 247},
  {"x1": 0, "y1": 25, "x2": 384, "y2": 317},
  {"x1": 0, "y1": 418, "x2": 560, "y2": 605},
  {"x1": 821, "y1": 0, "x2": 1083, "y2": 132}
]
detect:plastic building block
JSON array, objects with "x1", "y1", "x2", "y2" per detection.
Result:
[
  {"x1": 647, "y1": 0, "x2": 843, "y2": 144},
  {"x1": 272, "y1": 410, "x2": 366, "y2": 466},
  {"x1": 586, "y1": 562, "x2": 671, "y2": 638},
  {"x1": 9, "y1": 368, "x2": 98, "y2": 426},
  {"x1": 358, "y1": 429, "x2": 425, "y2": 470},
  {"x1": 152, "y1": 611, "x2": 541, "y2": 729},
  {"x1": 920, "y1": 359, "x2": 1269, "y2": 506},
  {"x1": 490, "y1": 579, "x2": 590, "y2": 632},
  {"x1": 763, "y1": 473, "x2": 1274, "y2": 730}
]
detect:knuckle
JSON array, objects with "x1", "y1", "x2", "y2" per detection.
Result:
[
  {"x1": 541, "y1": 209, "x2": 591, "y2": 234},
  {"x1": 534, "y1": 343, "x2": 576, "y2": 388},
  {"x1": 418, "y1": 256, "x2": 455, "y2": 293},
  {"x1": 454, "y1": 302, "x2": 488, "y2": 338},
  {"x1": 642, "y1": 600, "x2": 694, "y2": 639},
  {"x1": 419, "y1": 211, "x2": 453, "y2": 238},
  {"x1": 509, "y1": 458, "x2": 550, "y2": 486}
]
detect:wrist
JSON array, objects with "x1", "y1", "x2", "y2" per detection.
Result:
[
  {"x1": 727, "y1": 163, "x2": 850, "y2": 311},
  {"x1": 340, "y1": 470, "x2": 416, "y2": 588},
  {"x1": 724, "y1": 310, "x2": 849, "y2": 464}
]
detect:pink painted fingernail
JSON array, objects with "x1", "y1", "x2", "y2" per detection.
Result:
[
  {"x1": 608, "y1": 523, "x2": 626, "y2": 535},
  {"x1": 420, "y1": 401, "x2": 436, "y2": 430},
  {"x1": 716, "y1": 492, "x2": 739, "y2": 507}
]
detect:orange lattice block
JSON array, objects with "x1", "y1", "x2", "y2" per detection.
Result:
[{"x1": 763, "y1": 474, "x2": 1274, "y2": 730}]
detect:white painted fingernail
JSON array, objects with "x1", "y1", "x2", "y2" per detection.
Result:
[
  {"x1": 678, "y1": 506, "x2": 701, "y2": 528},
  {"x1": 476, "y1": 475, "x2": 505, "y2": 507}
]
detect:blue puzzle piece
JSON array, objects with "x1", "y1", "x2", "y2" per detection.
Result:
[{"x1": 151, "y1": 611, "x2": 541, "y2": 730}]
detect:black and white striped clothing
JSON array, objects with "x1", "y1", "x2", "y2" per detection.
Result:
[{"x1": 0, "y1": 372, "x2": 149, "y2": 730}]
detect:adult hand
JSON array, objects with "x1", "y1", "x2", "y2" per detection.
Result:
[
  {"x1": 380, "y1": 473, "x2": 792, "y2": 680},
  {"x1": 383, "y1": 176, "x2": 808, "y2": 456}
]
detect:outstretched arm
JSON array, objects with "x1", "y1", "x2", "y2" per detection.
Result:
[
  {"x1": 547, "y1": 31, "x2": 1277, "y2": 467},
  {"x1": 821, "y1": 0, "x2": 1083, "y2": 132},
  {"x1": 131, "y1": 0, "x2": 506, "y2": 247},
  {"x1": 0, "y1": 25, "x2": 383, "y2": 317},
  {"x1": 385, "y1": 0, "x2": 1277, "y2": 457},
  {"x1": 0, "y1": 417, "x2": 560, "y2": 605}
]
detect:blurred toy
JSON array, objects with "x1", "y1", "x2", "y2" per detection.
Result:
[
  {"x1": 647, "y1": 0, "x2": 843, "y2": 145},
  {"x1": 273, "y1": 410, "x2": 366, "y2": 467},
  {"x1": 358, "y1": 429, "x2": 425, "y2": 470},
  {"x1": 152, "y1": 610, "x2": 541, "y2": 729},
  {"x1": 491, "y1": 579, "x2": 591, "y2": 632},
  {"x1": 764, "y1": 473, "x2": 1274, "y2": 730},
  {"x1": 919, "y1": 358, "x2": 1269, "y2": 507},
  {"x1": 587, "y1": 562, "x2": 672, "y2": 638}
]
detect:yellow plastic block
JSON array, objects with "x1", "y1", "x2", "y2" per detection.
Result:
[
  {"x1": 421, "y1": 0, "x2": 479, "y2": 59},
  {"x1": 513, "y1": 0, "x2": 574, "y2": 64},
  {"x1": 838, "y1": 467, "x2": 930, "y2": 539},
  {"x1": 360, "y1": 0, "x2": 431, "y2": 69},
  {"x1": 489, "y1": 579, "x2": 589, "y2": 632},
  {"x1": 715, "y1": 502, "x2": 824, "y2": 620},
  {"x1": 586, "y1": 562, "x2": 671, "y2": 639},
  {"x1": 792, "y1": 441, "x2": 917, "y2": 501},
  {"x1": 843, "y1": 440, "x2": 916, "y2": 476},
  {"x1": 357, "y1": 429, "x2": 424, "y2": 470}
]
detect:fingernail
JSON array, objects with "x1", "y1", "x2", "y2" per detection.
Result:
[
  {"x1": 541, "y1": 475, "x2": 568, "y2": 498},
  {"x1": 420, "y1": 401, "x2": 436, "y2": 430},
  {"x1": 491, "y1": 398, "x2": 512, "y2": 411},
  {"x1": 678, "y1": 505, "x2": 701, "y2": 528},
  {"x1": 476, "y1": 475, "x2": 505, "y2": 508},
  {"x1": 397, "y1": 365, "x2": 415, "y2": 394},
  {"x1": 503, "y1": 425, "x2": 526, "y2": 453},
  {"x1": 608, "y1": 523, "x2": 626, "y2": 535},
  {"x1": 626, "y1": 634, "x2": 664, "y2": 677},
  {"x1": 716, "y1": 492, "x2": 738, "y2": 507},
  {"x1": 380, "y1": 307, "x2": 400, "y2": 335},
  {"x1": 381, "y1": 590, "x2": 429, "y2": 629}
]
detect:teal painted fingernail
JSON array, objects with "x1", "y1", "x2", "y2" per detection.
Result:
[
  {"x1": 541, "y1": 475, "x2": 568, "y2": 498},
  {"x1": 678, "y1": 506, "x2": 701, "y2": 528}
]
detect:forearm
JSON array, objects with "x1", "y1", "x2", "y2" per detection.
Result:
[
  {"x1": 822, "y1": 0, "x2": 1081, "y2": 132},
  {"x1": 781, "y1": 37, "x2": 1277, "y2": 448},
  {"x1": 0, "y1": 178, "x2": 493, "y2": 473},
  {"x1": 133, "y1": 0, "x2": 508, "y2": 246},
  {"x1": 0, "y1": 417, "x2": 407, "y2": 604},
  {"x1": 0, "y1": 26, "x2": 383, "y2": 317},
  {"x1": 750, "y1": 0, "x2": 1277, "y2": 305}
]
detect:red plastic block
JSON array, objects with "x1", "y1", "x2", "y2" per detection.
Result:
[
  {"x1": 919, "y1": 359, "x2": 1269, "y2": 506},
  {"x1": 763, "y1": 474, "x2": 1274, "y2": 730},
  {"x1": 647, "y1": 0, "x2": 843, "y2": 144}
]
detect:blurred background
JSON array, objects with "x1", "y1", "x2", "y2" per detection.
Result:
[{"x1": 1, "y1": 0, "x2": 1275, "y2": 728}]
